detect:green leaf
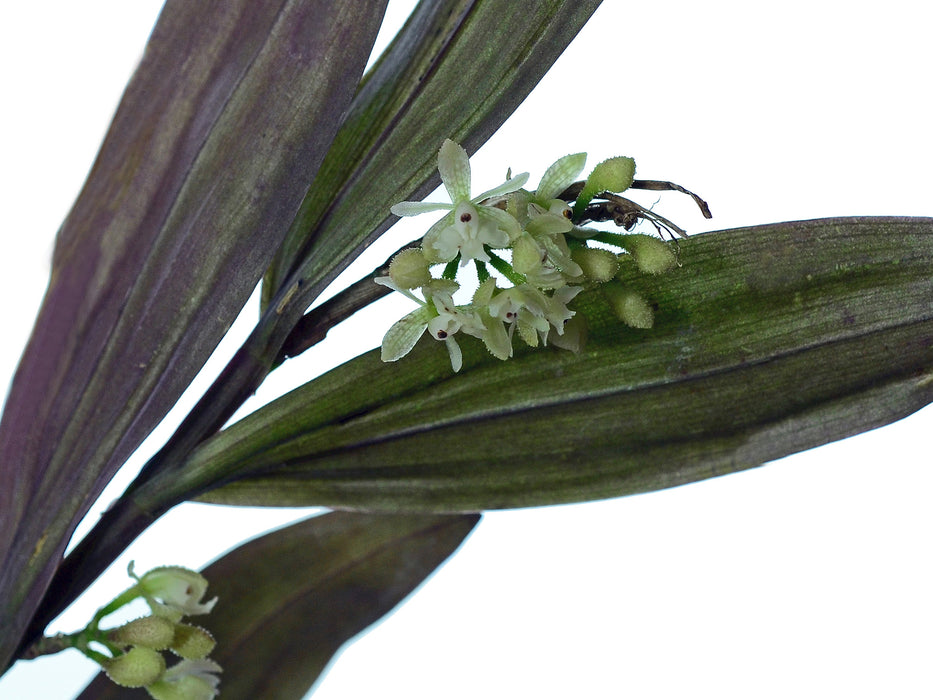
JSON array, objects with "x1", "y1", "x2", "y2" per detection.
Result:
[
  {"x1": 260, "y1": 0, "x2": 604, "y2": 316},
  {"x1": 173, "y1": 217, "x2": 932, "y2": 510},
  {"x1": 0, "y1": 0, "x2": 387, "y2": 668},
  {"x1": 75, "y1": 511, "x2": 479, "y2": 699}
]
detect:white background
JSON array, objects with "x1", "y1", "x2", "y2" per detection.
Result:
[{"x1": 2, "y1": 1, "x2": 931, "y2": 698}]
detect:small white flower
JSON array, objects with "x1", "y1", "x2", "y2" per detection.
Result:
[
  {"x1": 507, "y1": 152, "x2": 585, "y2": 232},
  {"x1": 131, "y1": 564, "x2": 217, "y2": 620},
  {"x1": 391, "y1": 140, "x2": 527, "y2": 265},
  {"x1": 543, "y1": 285, "x2": 583, "y2": 333},
  {"x1": 488, "y1": 284, "x2": 582, "y2": 348},
  {"x1": 426, "y1": 289, "x2": 485, "y2": 372},
  {"x1": 379, "y1": 281, "x2": 485, "y2": 372},
  {"x1": 146, "y1": 659, "x2": 223, "y2": 700},
  {"x1": 423, "y1": 201, "x2": 511, "y2": 264}
]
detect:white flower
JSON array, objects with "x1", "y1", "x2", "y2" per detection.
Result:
[
  {"x1": 146, "y1": 659, "x2": 222, "y2": 700},
  {"x1": 379, "y1": 280, "x2": 485, "y2": 372},
  {"x1": 424, "y1": 201, "x2": 511, "y2": 264},
  {"x1": 391, "y1": 139, "x2": 527, "y2": 265},
  {"x1": 131, "y1": 564, "x2": 217, "y2": 620},
  {"x1": 543, "y1": 285, "x2": 583, "y2": 333},
  {"x1": 379, "y1": 144, "x2": 600, "y2": 370},
  {"x1": 508, "y1": 152, "x2": 585, "y2": 233},
  {"x1": 488, "y1": 284, "x2": 582, "y2": 348}
]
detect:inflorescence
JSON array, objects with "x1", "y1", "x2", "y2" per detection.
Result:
[
  {"x1": 379, "y1": 139, "x2": 710, "y2": 372},
  {"x1": 36, "y1": 562, "x2": 222, "y2": 699}
]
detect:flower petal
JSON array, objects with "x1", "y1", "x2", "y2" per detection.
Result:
[
  {"x1": 481, "y1": 315, "x2": 513, "y2": 360},
  {"x1": 473, "y1": 171, "x2": 530, "y2": 202},
  {"x1": 478, "y1": 206, "x2": 522, "y2": 242},
  {"x1": 472, "y1": 277, "x2": 498, "y2": 306},
  {"x1": 147, "y1": 659, "x2": 223, "y2": 700},
  {"x1": 381, "y1": 307, "x2": 432, "y2": 362},
  {"x1": 445, "y1": 336, "x2": 463, "y2": 372},
  {"x1": 421, "y1": 214, "x2": 458, "y2": 263},
  {"x1": 390, "y1": 200, "x2": 453, "y2": 217},
  {"x1": 535, "y1": 152, "x2": 586, "y2": 202},
  {"x1": 437, "y1": 139, "x2": 472, "y2": 202},
  {"x1": 539, "y1": 233, "x2": 584, "y2": 277},
  {"x1": 524, "y1": 211, "x2": 573, "y2": 236}
]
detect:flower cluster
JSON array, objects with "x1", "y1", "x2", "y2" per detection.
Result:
[
  {"x1": 379, "y1": 139, "x2": 686, "y2": 372},
  {"x1": 87, "y1": 563, "x2": 222, "y2": 699}
]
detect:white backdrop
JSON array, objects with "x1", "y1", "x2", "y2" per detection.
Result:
[{"x1": 2, "y1": 1, "x2": 931, "y2": 698}]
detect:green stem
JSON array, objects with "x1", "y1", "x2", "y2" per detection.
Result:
[
  {"x1": 276, "y1": 238, "x2": 419, "y2": 364},
  {"x1": 442, "y1": 256, "x2": 460, "y2": 279},
  {"x1": 19, "y1": 626, "x2": 114, "y2": 664},
  {"x1": 77, "y1": 645, "x2": 111, "y2": 667},
  {"x1": 18, "y1": 634, "x2": 73, "y2": 660},
  {"x1": 486, "y1": 250, "x2": 525, "y2": 286},
  {"x1": 589, "y1": 230, "x2": 630, "y2": 249},
  {"x1": 90, "y1": 585, "x2": 142, "y2": 629}
]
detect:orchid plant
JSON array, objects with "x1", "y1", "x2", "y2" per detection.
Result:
[{"x1": 1, "y1": 2, "x2": 930, "y2": 699}]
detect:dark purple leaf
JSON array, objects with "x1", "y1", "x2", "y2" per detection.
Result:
[
  {"x1": 76, "y1": 511, "x2": 479, "y2": 699},
  {"x1": 0, "y1": 0, "x2": 387, "y2": 667}
]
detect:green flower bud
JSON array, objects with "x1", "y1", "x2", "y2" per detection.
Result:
[
  {"x1": 108, "y1": 616, "x2": 176, "y2": 650},
  {"x1": 388, "y1": 248, "x2": 432, "y2": 289},
  {"x1": 574, "y1": 156, "x2": 636, "y2": 217},
  {"x1": 586, "y1": 156, "x2": 636, "y2": 194},
  {"x1": 102, "y1": 646, "x2": 166, "y2": 688},
  {"x1": 171, "y1": 624, "x2": 216, "y2": 660},
  {"x1": 571, "y1": 247, "x2": 619, "y2": 283},
  {"x1": 621, "y1": 234, "x2": 677, "y2": 275},
  {"x1": 603, "y1": 283, "x2": 655, "y2": 329}
]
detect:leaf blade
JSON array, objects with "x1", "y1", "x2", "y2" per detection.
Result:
[
  {"x1": 177, "y1": 217, "x2": 933, "y2": 510},
  {"x1": 260, "y1": 0, "x2": 604, "y2": 317}
]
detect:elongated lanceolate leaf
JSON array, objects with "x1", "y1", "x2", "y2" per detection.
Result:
[
  {"x1": 260, "y1": 0, "x2": 604, "y2": 323},
  {"x1": 174, "y1": 217, "x2": 932, "y2": 511},
  {"x1": 77, "y1": 511, "x2": 479, "y2": 699},
  {"x1": 0, "y1": 0, "x2": 387, "y2": 667}
]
